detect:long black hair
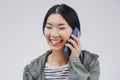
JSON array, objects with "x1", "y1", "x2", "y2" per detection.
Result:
[{"x1": 43, "y1": 4, "x2": 81, "y2": 34}]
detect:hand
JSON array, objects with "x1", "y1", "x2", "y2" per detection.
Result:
[{"x1": 65, "y1": 33, "x2": 81, "y2": 58}]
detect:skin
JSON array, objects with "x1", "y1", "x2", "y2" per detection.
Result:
[{"x1": 44, "y1": 13, "x2": 81, "y2": 67}]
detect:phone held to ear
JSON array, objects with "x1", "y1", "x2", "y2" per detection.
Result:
[{"x1": 64, "y1": 27, "x2": 80, "y2": 56}]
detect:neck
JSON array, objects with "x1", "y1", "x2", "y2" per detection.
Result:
[{"x1": 47, "y1": 50, "x2": 69, "y2": 67}]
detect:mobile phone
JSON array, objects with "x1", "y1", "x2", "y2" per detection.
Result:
[{"x1": 64, "y1": 27, "x2": 80, "y2": 56}]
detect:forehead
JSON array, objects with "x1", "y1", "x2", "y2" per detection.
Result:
[{"x1": 46, "y1": 13, "x2": 68, "y2": 24}]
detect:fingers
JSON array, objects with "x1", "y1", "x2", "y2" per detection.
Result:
[
  {"x1": 65, "y1": 33, "x2": 81, "y2": 58},
  {"x1": 66, "y1": 32, "x2": 80, "y2": 49},
  {"x1": 70, "y1": 33, "x2": 80, "y2": 45},
  {"x1": 67, "y1": 39, "x2": 78, "y2": 49},
  {"x1": 65, "y1": 32, "x2": 81, "y2": 58},
  {"x1": 65, "y1": 43, "x2": 74, "y2": 52}
]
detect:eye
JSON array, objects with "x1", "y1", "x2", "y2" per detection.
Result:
[
  {"x1": 46, "y1": 26, "x2": 52, "y2": 29},
  {"x1": 59, "y1": 27, "x2": 66, "y2": 30}
]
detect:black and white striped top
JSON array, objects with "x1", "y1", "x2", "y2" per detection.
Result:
[{"x1": 44, "y1": 63, "x2": 70, "y2": 80}]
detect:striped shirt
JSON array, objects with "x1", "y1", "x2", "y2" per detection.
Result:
[{"x1": 44, "y1": 63, "x2": 70, "y2": 80}]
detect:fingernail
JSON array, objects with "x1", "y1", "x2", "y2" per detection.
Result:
[{"x1": 65, "y1": 44, "x2": 68, "y2": 46}]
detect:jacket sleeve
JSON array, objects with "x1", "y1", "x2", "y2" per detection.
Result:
[
  {"x1": 87, "y1": 57, "x2": 100, "y2": 80},
  {"x1": 69, "y1": 51, "x2": 100, "y2": 80},
  {"x1": 23, "y1": 65, "x2": 35, "y2": 80}
]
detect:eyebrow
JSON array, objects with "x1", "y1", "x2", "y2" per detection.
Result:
[
  {"x1": 46, "y1": 23, "x2": 52, "y2": 26},
  {"x1": 58, "y1": 23, "x2": 65, "y2": 26},
  {"x1": 46, "y1": 23, "x2": 65, "y2": 26}
]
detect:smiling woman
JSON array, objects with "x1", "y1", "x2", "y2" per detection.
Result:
[
  {"x1": 23, "y1": 4, "x2": 100, "y2": 80},
  {"x1": 44, "y1": 14, "x2": 72, "y2": 52}
]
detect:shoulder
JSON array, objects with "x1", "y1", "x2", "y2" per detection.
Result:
[
  {"x1": 28, "y1": 50, "x2": 51, "y2": 67},
  {"x1": 80, "y1": 50, "x2": 99, "y2": 60},
  {"x1": 24, "y1": 50, "x2": 51, "y2": 74},
  {"x1": 23, "y1": 50, "x2": 51, "y2": 79},
  {"x1": 80, "y1": 50, "x2": 99, "y2": 71}
]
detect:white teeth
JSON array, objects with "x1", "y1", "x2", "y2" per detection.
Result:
[{"x1": 51, "y1": 40, "x2": 61, "y2": 44}]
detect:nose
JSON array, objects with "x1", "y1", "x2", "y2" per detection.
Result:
[{"x1": 51, "y1": 29, "x2": 59, "y2": 37}]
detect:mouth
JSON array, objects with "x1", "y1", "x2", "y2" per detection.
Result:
[{"x1": 50, "y1": 39, "x2": 63, "y2": 46}]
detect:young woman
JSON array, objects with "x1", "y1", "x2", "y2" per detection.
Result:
[{"x1": 23, "y1": 4, "x2": 100, "y2": 80}]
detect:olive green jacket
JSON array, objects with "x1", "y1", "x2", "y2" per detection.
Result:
[{"x1": 23, "y1": 50, "x2": 100, "y2": 80}]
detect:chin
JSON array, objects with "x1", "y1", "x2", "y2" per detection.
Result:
[{"x1": 51, "y1": 47, "x2": 64, "y2": 52}]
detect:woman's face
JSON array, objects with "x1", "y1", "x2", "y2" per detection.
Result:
[{"x1": 44, "y1": 13, "x2": 72, "y2": 52}]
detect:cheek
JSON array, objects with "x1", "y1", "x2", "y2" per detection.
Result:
[
  {"x1": 44, "y1": 29, "x2": 50, "y2": 38},
  {"x1": 61, "y1": 31, "x2": 72, "y2": 40}
]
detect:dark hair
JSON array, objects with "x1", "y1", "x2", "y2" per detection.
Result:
[{"x1": 43, "y1": 4, "x2": 81, "y2": 34}]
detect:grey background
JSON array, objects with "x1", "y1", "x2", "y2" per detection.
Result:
[{"x1": 0, "y1": 0, "x2": 120, "y2": 80}]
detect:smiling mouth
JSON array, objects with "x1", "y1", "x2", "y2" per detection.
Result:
[{"x1": 50, "y1": 40, "x2": 63, "y2": 46}]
